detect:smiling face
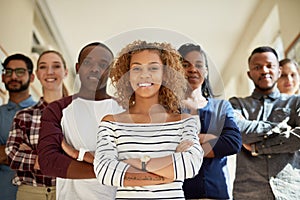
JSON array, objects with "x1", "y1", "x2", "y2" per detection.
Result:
[
  {"x1": 76, "y1": 45, "x2": 113, "y2": 94},
  {"x1": 277, "y1": 61, "x2": 300, "y2": 95},
  {"x1": 182, "y1": 50, "x2": 207, "y2": 91},
  {"x1": 36, "y1": 52, "x2": 68, "y2": 92},
  {"x1": 129, "y1": 50, "x2": 163, "y2": 100},
  {"x1": 247, "y1": 52, "x2": 281, "y2": 94},
  {"x1": 2, "y1": 60, "x2": 34, "y2": 93}
]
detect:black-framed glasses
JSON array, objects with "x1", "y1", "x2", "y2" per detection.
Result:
[{"x1": 2, "y1": 68, "x2": 31, "y2": 77}]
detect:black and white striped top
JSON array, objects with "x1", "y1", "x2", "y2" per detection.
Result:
[{"x1": 94, "y1": 116, "x2": 203, "y2": 199}]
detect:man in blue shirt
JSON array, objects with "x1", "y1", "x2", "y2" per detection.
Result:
[
  {"x1": 0, "y1": 54, "x2": 36, "y2": 200},
  {"x1": 229, "y1": 46, "x2": 300, "y2": 199}
]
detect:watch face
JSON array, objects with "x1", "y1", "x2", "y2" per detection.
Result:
[{"x1": 141, "y1": 155, "x2": 151, "y2": 162}]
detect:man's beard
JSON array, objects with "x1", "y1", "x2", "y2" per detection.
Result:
[
  {"x1": 254, "y1": 82, "x2": 277, "y2": 92},
  {"x1": 5, "y1": 79, "x2": 31, "y2": 93}
]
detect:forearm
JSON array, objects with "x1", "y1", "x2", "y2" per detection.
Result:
[
  {"x1": 0, "y1": 145, "x2": 8, "y2": 165},
  {"x1": 124, "y1": 156, "x2": 174, "y2": 179},
  {"x1": 237, "y1": 119, "x2": 273, "y2": 143},
  {"x1": 199, "y1": 133, "x2": 216, "y2": 157},
  {"x1": 124, "y1": 166, "x2": 172, "y2": 187},
  {"x1": 256, "y1": 134, "x2": 300, "y2": 155},
  {"x1": 66, "y1": 160, "x2": 96, "y2": 179},
  {"x1": 145, "y1": 156, "x2": 174, "y2": 179},
  {"x1": 201, "y1": 142, "x2": 215, "y2": 158},
  {"x1": 230, "y1": 101, "x2": 273, "y2": 143},
  {"x1": 210, "y1": 129, "x2": 242, "y2": 157},
  {"x1": 62, "y1": 142, "x2": 94, "y2": 164},
  {"x1": 9, "y1": 150, "x2": 37, "y2": 171}
]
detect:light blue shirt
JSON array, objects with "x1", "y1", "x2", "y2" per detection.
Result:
[{"x1": 0, "y1": 96, "x2": 36, "y2": 200}]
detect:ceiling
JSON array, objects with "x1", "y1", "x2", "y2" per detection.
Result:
[{"x1": 41, "y1": 0, "x2": 260, "y2": 77}]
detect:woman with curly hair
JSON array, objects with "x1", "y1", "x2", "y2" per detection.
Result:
[{"x1": 93, "y1": 40, "x2": 203, "y2": 199}]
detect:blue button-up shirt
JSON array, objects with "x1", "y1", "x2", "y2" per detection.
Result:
[
  {"x1": 0, "y1": 96, "x2": 36, "y2": 200},
  {"x1": 183, "y1": 98, "x2": 242, "y2": 199},
  {"x1": 229, "y1": 89, "x2": 300, "y2": 200}
]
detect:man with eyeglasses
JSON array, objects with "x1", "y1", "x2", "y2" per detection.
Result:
[{"x1": 0, "y1": 53, "x2": 36, "y2": 200}]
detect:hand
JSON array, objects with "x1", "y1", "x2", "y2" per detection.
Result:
[
  {"x1": 61, "y1": 138, "x2": 78, "y2": 159},
  {"x1": 83, "y1": 151, "x2": 94, "y2": 164},
  {"x1": 290, "y1": 127, "x2": 300, "y2": 139},
  {"x1": 34, "y1": 156, "x2": 40, "y2": 170},
  {"x1": 19, "y1": 143, "x2": 32, "y2": 151},
  {"x1": 176, "y1": 140, "x2": 193, "y2": 152},
  {"x1": 267, "y1": 117, "x2": 291, "y2": 138},
  {"x1": 122, "y1": 158, "x2": 141, "y2": 170},
  {"x1": 182, "y1": 99, "x2": 198, "y2": 115}
]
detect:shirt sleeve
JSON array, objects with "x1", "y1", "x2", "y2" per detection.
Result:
[
  {"x1": 256, "y1": 133, "x2": 300, "y2": 154},
  {"x1": 229, "y1": 97, "x2": 274, "y2": 144},
  {"x1": 93, "y1": 121, "x2": 130, "y2": 187},
  {"x1": 207, "y1": 100, "x2": 242, "y2": 157},
  {"x1": 5, "y1": 110, "x2": 36, "y2": 171},
  {"x1": 37, "y1": 99, "x2": 72, "y2": 178},
  {"x1": 172, "y1": 116, "x2": 203, "y2": 181}
]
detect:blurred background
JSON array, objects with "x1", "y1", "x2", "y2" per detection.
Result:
[{"x1": 1, "y1": 0, "x2": 299, "y2": 103}]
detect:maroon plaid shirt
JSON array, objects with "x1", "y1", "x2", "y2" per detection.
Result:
[{"x1": 5, "y1": 98, "x2": 56, "y2": 186}]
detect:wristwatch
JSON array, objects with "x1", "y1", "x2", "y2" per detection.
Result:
[
  {"x1": 77, "y1": 148, "x2": 89, "y2": 161},
  {"x1": 140, "y1": 155, "x2": 151, "y2": 171}
]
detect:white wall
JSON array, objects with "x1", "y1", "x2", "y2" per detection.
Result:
[
  {"x1": 0, "y1": 0, "x2": 299, "y2": 102},
  {"x1": 223, "y1": 0, "x2": 300, "y2": 100}
]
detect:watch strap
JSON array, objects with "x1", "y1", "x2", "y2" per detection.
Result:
[
  {"x1": 77, "y1": 148, "x2": 88, "y2": 161},
  {"x1": 142, "y1": 161, "x2": 147, "y2": 171}
]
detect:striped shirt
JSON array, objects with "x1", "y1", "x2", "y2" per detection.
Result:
[
  {"x1": 5, "y1": 98, "x2": 56, "y2": 187},
  {"x1": 94, "y1": 116, "x2": 203, "y2": 199}
]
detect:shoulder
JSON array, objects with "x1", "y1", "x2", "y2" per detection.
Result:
[
  {"x1": 101, "y1": 114, "x2": 115, "y2": 122},
  {"x1": 14, "y1": 106, "x2": 36, "y2": 118},
  {"x1": 211, "y1": 98, "x2": 234, "y2": 109},
  {"x1": 180, "y1": 114, "x2": 201, "y2": 131},
  {"x1": 228, "y1": 96, "x2": 240, "y2": 103},
  {"x1": 46, "y1": 95, "x2": 73, "y2": 110},
  {"x1": 228, "y1": 96, "x2": 251, "y2": 108},
  {"x1": 171, "y1": 113, "x2": 199, "y2": 125},
  {"x1": 0, "y1": 103, "x2": 8, "y2": 111},
  {"x1": 42, "y1": 96, "x2": 74, "y2": 121},
  {"x1": 180, "y1": 113, "x2": 192, "y2": 120}
]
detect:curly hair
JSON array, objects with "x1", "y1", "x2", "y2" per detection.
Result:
[{"x1": 110, "y1": 40, "x2": 188, "y2": 113}]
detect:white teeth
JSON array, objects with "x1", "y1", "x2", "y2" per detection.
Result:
[
  {"x1": 138, "y1": 83, "x2": 152, "y2": 87},
  {"x1": 88, "y1": 76, "x2": 99, "y2": 80},
  {"x1": 46, "y1": 78, "x2": 55, "y2": 82}
]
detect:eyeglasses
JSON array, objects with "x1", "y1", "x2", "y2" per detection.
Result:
[{"x1": 2, "y1": 68, "x2": 31, "y2": 77}]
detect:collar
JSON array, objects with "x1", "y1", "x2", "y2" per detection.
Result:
[
  {"x1": 191, "y1": 87, "x2": 203, "y2": 101},
  {"x1": 251, "y1": 88, "x2": 280, "y2": 100},
  {"x1": 7, "y1": 95, "x2": 36, "y2": 110},
  {"x1": 37, "y1": 97, "x2": 48, "y2": 108}
]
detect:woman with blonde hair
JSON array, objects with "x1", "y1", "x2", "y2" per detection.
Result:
[
  {"x1": 5, "y1": 50, "x2": 68, "y2": 200},
  {"x1": 277, "y1": 58, "x2": 300, "y2": 95},
  {"x1": 93, "y1": 40, "x2": 203, "y2": 199}
]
